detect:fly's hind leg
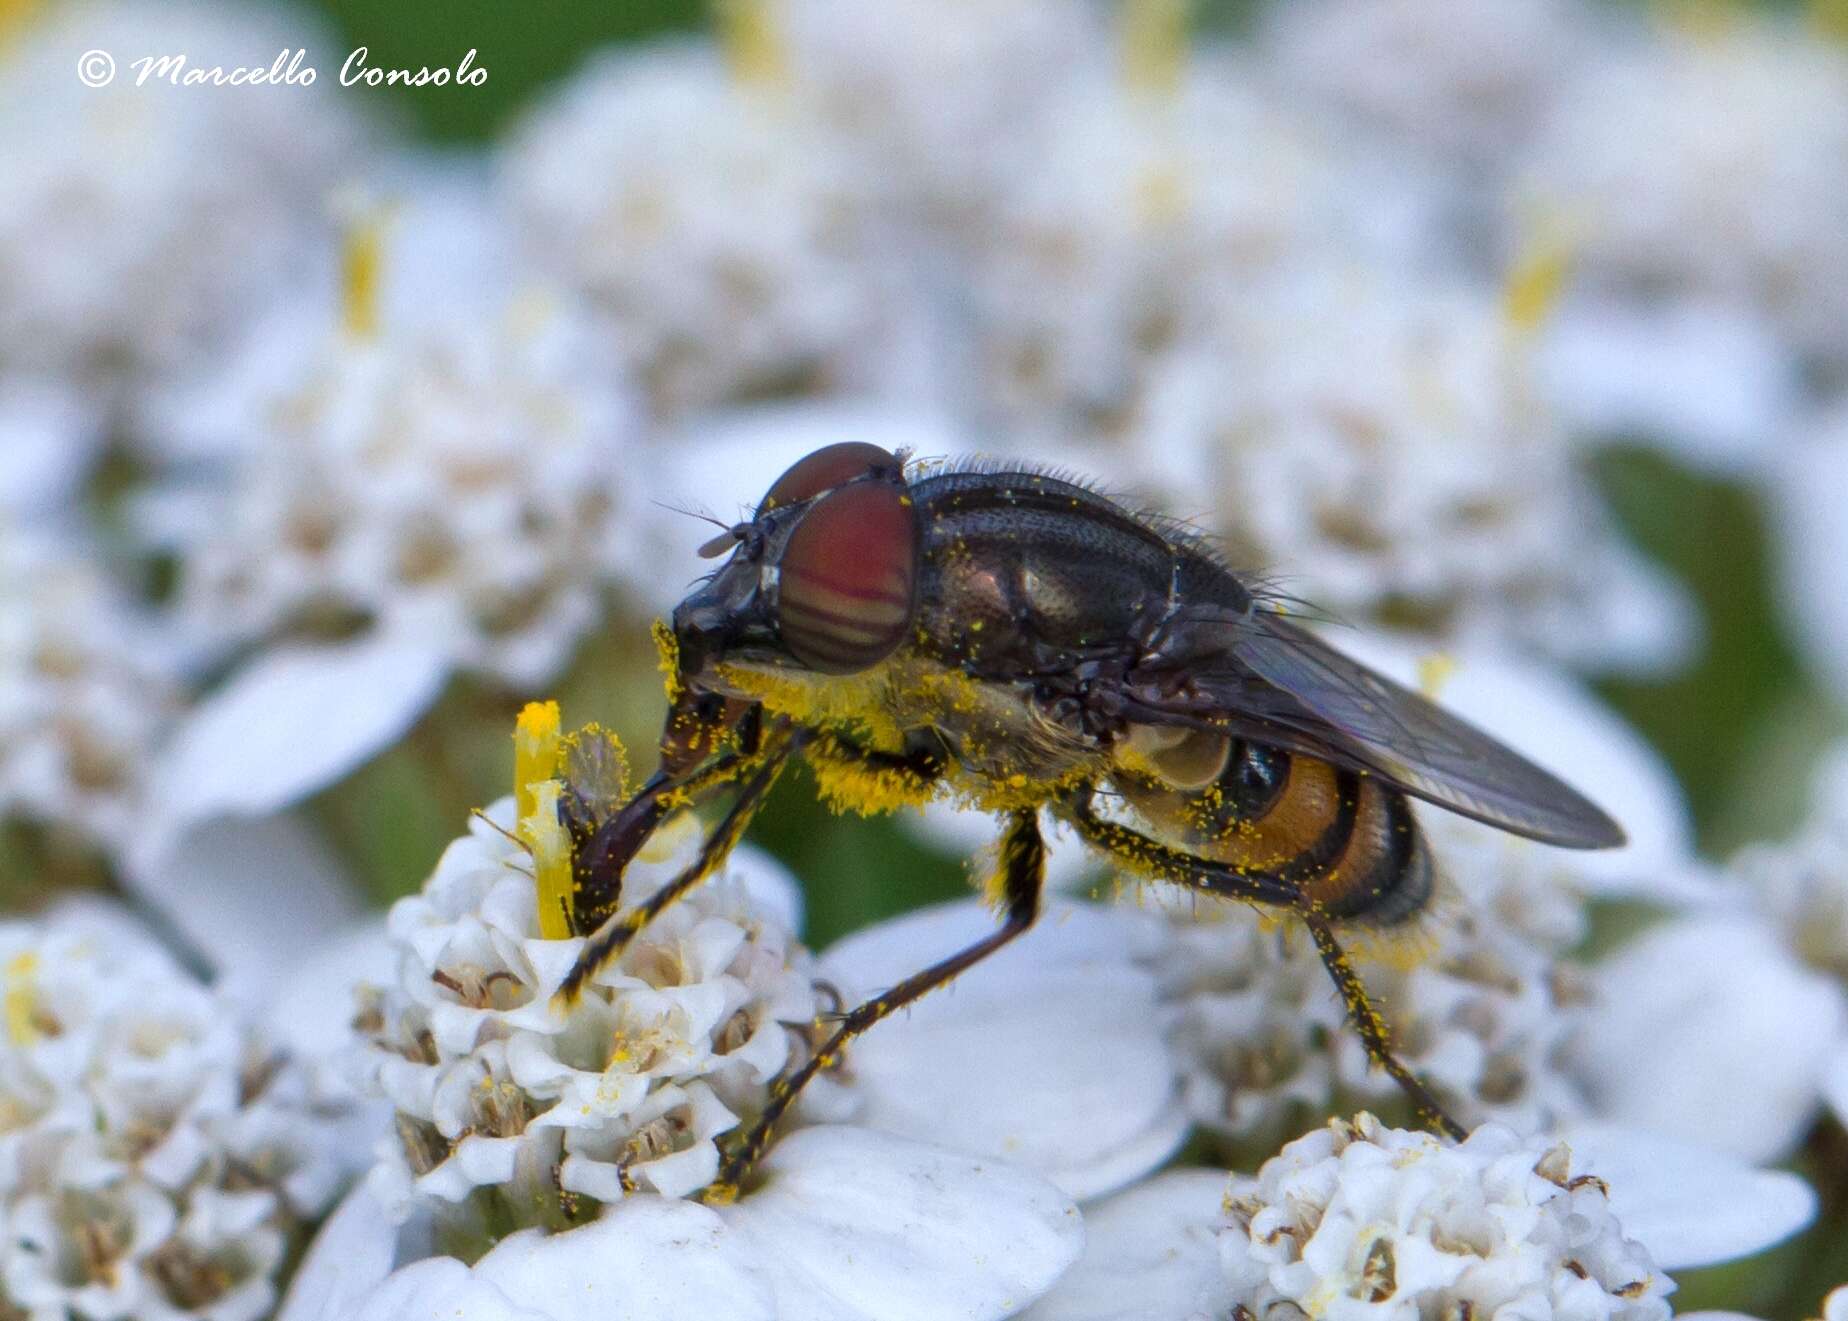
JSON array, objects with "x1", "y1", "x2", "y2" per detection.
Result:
[
  {"x1": 1304, "y1": 917, "x2": 1467, "y2": 1141},
  {"x1": 1062, "y1": 791, "x2": 1467, "y2": 1142},
  {"x1": 706, "y1": 806, "x2": 1047, "y2": 1201}
]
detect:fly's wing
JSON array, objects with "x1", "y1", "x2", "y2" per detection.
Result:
[{"x1": 1136, "y1": 608, "x2": 1625, "y2": 849}]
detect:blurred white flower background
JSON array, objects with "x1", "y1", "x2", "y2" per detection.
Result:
[{"x1": 4, "y1": 0, "x2": 1848, "y2": 1316}]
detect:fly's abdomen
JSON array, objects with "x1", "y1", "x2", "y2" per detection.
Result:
[{"x1": 1119, "y1": 739, "x2": 1433, "y2": 927}]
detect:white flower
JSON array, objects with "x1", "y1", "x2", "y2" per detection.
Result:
[
  {"x1": 1159, "y1": 641, "x2": 1704, "y2": 1149},
  {"x1": 1574, "y1": 747, "x2": 1848, "y2": 1164},
  {"x1": 763, "y1": 0, "x2": 1107, "y2": 219},
  {"x1": 1024, "y1": 1114, "x2": 1815, "y2": 1320},
  {"x1": 1133, "y1": 264, "x2": 1692, "y2": 671},
  {"x1": 1258, "y1": 0, "x2": 1589, "y2": 180},
  {"x1": 961, "y1": 62, "x2": 1433, "y2": 461},
  {"x1": 0, "y1": 907, "x2": 354, "y2": 1320},
  {"x1": 0, "y1": 525, "x2": 180, "y2": 852},
  {"x1": 1517, "y1": 15, "x2": 1848, "y2": 375},
  {"x1": 152, "y1": 234, "x2": 637, "y2": 690},
  {"x1": 502, "y1": 41, "x2": 903, "y2": 420},
  {"x1": 280, "y1": 783, "x2": 1089, "y2": 1319},
  {"x1": 0, "y1": 0, "x2": 360, "y2": 387}
]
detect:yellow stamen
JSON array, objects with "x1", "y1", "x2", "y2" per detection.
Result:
[
  {"x1": 1122, "y1": 0, "x2": 1191, "y2": 97},
  {"x1": 715, "y1": 0, "x2": 788, "y2": 89},
  {"x1": 1416, "y1": 652, "x2": 1457, "y2": 700},
  {"x1": 514, "y1": 701, "x2": 574, "y2": 939},
  {"x1": 4, "y1": 951, "x2": 40, "y2": 1046},
  {"x1": 1502, "y1": 230, "x2": 1573, "y2": 335},
  {"x1": 339, "y1": 210, "x2": 389, "y2": 340}
]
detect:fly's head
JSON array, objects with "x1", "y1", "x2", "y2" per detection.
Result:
[{"x1": 659, "y1": 443, "x2": 922, "y2": 770}]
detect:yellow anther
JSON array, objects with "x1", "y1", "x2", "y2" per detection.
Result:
[
  {"x1": 1416, "y1": 652, "x2": 1457, "y2": 700},
  {"x1": 1122, "y1": 0, "x2": 1191, "y2": 96},
  {"x1": 514, "y1": 701, "x2": 573, "y2": 940},
  {"x1": 4, "y1": 951, "x2": 40, "y2": 1047},
  {"x1": 339, "y1": 206, "x2": 390, "y2": 340},
  {"x1": 716, "y1": 0, "x2": 788, "y2": 89},
  {"x1": 1502, "y1": 230, "x2": 1574, "y2": 335}
]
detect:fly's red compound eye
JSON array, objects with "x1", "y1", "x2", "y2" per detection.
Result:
[
  {"x1": 760, "y1": 442, "x2": 899, "y2": 513},
  {"x1": 775, "y1": 478, "x2": 918, "y2": 673}
]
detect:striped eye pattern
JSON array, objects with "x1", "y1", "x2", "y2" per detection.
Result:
[
  {"x1": 774, "y1": 477, "x2": 919, "y2": 673},
  {"x1": 760, "y1": 442, "x2": 900, "y2": 513}
]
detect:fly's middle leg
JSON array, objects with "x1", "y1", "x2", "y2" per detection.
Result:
[{"x1": 704, "y1": 806, "x2": 1047, "y2": 1201}]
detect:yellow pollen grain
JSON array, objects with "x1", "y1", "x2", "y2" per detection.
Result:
[
  {"x1": 4, "y1": 951, "x2": 41, "y2": 1046},
  {"x1": 653, "y1": 619, "x2": 686, "y2": 704}
]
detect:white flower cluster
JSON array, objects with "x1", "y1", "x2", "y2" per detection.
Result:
[
  {"x1": 1260, "y1": 0, "x2": 1590, "y2": 181},
  {"x1": 504, "y1": 42, "x2": 899, "y2": 421},
  {"x1": 1166, "y1": 813, "x2": 1595, "y2": 1151},
  {"x1": 1133, "y1": 267, "x2": 1686, "y2": 668},
  {"x1": 162, "y1": 289, "x2": 635, "y2": 687},
  {"x1": 361, "y1": 799, "x2": 847, "y2": 1236},
  {"x1": 0, "y1": 528, "x2": 179, "y2": 851},
  {"x1": 0, "y1": 0, "x2": 357, "y2": 387},
  {"x1": 1218, "y1": 1114, "x2": 1673, "y2": 1321},
  {"x1": 0, "y1": 909, "x2": 349, "y2": 1321},
  {"x1": 1519, "y1": 16, "x2": 1848, "y2": 372}
]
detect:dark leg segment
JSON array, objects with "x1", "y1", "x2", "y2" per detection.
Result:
[
  {"x1": 554, "y1": 740, "x2": 798, "y2": 1008},
  {"x1": 706, "y1": 807, "x2": 1048, "y2": 1199},
  {"x1": 1062, "y1": 793, "x2": 1305, "y2": 908},
  {"x1": 1304, "y1": 917, "x2": 1467, "y2": 1141}
]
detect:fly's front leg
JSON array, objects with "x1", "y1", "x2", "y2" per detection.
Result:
[
  {"x1": 706, "y1": 807, "x2": 1047, "y2": 1201},
  {"x1": 554, "y1": 732, "x2": 802, "y2": 1009}
]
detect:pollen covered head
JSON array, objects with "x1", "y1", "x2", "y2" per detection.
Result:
[{"x1": 769, "y1": 448, "x2": 920, "y2": 675}]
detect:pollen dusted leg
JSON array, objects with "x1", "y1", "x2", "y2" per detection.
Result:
[
  {"x1": 554, "y1": 739, "x2": 799, "y2": 1007},
  {"x1": 1062, "y1": 790, "x2": 1468, "y2": 1142},
  {"x1": 707, "y1": 807, "x2": 1048, "y2": 1199},
  {"x1": 1303, "y1": 917, "x2": 1467, "y2": 1142}
]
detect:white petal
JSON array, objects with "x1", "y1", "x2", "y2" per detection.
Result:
[
  {"x1": 1768, "y1": 425, "x2": 1848, "y2": 703},
  {"x1": 724, "y1": 844, "x2": 806, "y2": 936},
  {"x1": 265, "y1": 918, "x2": 396, "y2": 1059},
  {"x1": 1575, "y1": 916, "x2": 1845, "y2": 1163},
  {"x1": 1539, "y1": 298, "x2": 1799, "y2": 474},
  {"x1": 145, "y1": 636, "x2": 451, "y2": 833},
  {"x1": 1019, "y1": 1171, "x2": 1233, "y2": 1321},
  {"x1": 124, "y1": 812, "x2": 359, "y2": 994},
  {"x1": 276, "y1": 1184, "x2": 399, "y2": 1321},
  {"x1": 822, "y1": 899, "x2": 1183, "y2": 1198},
  {"x1": 472, "y1": 1201, "x2": 774, "y2": 1321},
  {"x1": 719, "y1": 1126, "x2": 1082, "y2": 1321},
  {"x1": 1330, "y1": 633, "x2": 1701, "y2": 896},
  {"x1": 0, "y1": 378, "x2": 104, "y2": 513},
  {"x1": 1557, "y1": 1122, "x2": 1817, "y2": 1270},
  {"x1": 350, "y1": 1258, "x2": 551, "y2": 1321}
]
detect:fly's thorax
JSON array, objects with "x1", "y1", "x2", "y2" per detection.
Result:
[{"x1": 909, "y1": 470, "x2": 1189, "y2": 675}]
